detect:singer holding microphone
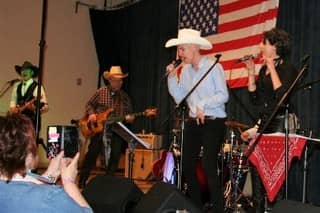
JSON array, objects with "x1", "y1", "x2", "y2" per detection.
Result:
[
  {"x1": 165, "y1": 28, "x2": 229, "y2": 213},
  {"x1": 240, "y1": 28, "x2": 298, "y2": 212}
]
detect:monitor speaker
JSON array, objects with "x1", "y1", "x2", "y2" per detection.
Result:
[
  {"x1": 272, "y1": 200, "x2": 320, "y2": 213},
  {"x1": 82, "y1": 175, "x2": 143, "y2": 213},
  {"x1": 133, "y1": 182, "x2": 202, "y2": 213}
]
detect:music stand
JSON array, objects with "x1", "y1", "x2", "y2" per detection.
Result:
[{"x1": 113, "y1": 122, "x2": 150, "y2": 180}]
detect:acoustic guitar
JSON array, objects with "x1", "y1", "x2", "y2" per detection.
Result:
[
  {"x1": 16, "y1": 98, "x2": 36, "y2": 113},
  {"x1": 78, "y1": 107, "x2": 158, "y2": 139}
]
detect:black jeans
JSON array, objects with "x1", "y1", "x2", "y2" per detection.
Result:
[
  {"x1": 79, "y1": 131, "x2": 124, "y2": 183},
  {"x1": 183, "y1": 117, "x2": 226, "y2": 212}
]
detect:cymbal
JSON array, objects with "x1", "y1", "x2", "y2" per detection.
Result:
[{"x1": 225, "y1": 120, "x2": 249, "y2": 129}]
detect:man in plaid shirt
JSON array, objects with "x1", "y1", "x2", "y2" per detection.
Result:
[{"x1": 79, "y1": 66, "x2": 134, "y2": 188}]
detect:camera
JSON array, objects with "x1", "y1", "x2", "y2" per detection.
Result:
[{"x1": 47, "y1": 125, "x2": 79, "y2": 158}]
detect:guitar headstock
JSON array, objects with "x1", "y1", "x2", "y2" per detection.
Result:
[{"x1": 144, "y1": 108, "x2": 158, "y2": 117}]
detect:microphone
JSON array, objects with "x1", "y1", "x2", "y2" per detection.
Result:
[
  {"x1": 172, "y1": 59, "x2": 182, "y2": 68},
  {"x1": 7, "y1": 79, "x2": 20, "y2": 84},
  {"x1": 163, "y1": 59, "x2": 182, "y2": 79},
  {"x1": 237, "y1": 54, "x2": 258, "y2": 63}
]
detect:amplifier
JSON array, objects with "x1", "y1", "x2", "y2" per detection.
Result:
[
  {"x1": 125, "y1": 149, "x2": 163, "y2": 180},
  {"x1": 136, "y1": 133, "x2": 163, "y2": 149}
]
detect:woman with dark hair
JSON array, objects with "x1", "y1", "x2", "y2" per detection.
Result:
[
  {"x1": 241, "y1": 28, "x2": 298, "y2": 212},
  {"x1": 242, "y1": 28, "x2": 298, "y2": 138},
  {"x1": 0, "y1": 113, "x2": 92, "y2": 212}
]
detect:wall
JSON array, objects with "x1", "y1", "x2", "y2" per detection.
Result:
[{"x1": 0, "y1": 0, "x2": 99, "y2": 166}]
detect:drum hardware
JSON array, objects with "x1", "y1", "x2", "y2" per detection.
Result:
[
  {"x1": 171, "y1": 129, "x2": 181, "y2": 157},
  {"x1": 225, "y1": 120, "x2": 249, "y2": 132},
  {"x1": 221, "y1": 127, "x2": 253, "y2": 212},
  {"x1": 159, "y1": 129, "x2": 181, "y2": 185}
]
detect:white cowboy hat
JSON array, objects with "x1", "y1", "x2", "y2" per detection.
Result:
[
  {"x1": 103, "y1": 66, "x2": 128, "y2": 80},
  {"x1": 165, "y1": 28, "x2": 212, "y2": 50}
]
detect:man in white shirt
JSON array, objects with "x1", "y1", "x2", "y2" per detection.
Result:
[{"x1": 165, "y1": 28, "x2": 229, "y2": 213}]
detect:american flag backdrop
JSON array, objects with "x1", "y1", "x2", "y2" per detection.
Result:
[{"x1": 179, "y1": 0, "x2": 279, "y2": 88}]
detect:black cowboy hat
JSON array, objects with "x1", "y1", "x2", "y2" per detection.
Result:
[{"x1": 14, "y1": 61, "x2": 39, "y2": 77}]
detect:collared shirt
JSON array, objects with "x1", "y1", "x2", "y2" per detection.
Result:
[
  {"x1": 85, "y1": 85, "x2": 132, "y2": 117},
  {"x1": 10, "y1": 78, "x2": 49, "y2": 110},
  {"x1": 168, "y1": 56, "x2": 229, "y2": 118}
]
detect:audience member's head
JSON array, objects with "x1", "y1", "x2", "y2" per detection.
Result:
[{"x1": 0, "y1": 113, "x2": 38, "y2": 181}]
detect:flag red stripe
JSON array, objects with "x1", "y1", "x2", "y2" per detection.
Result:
[
  {"x1": 220, "y1": 0, "x2": 268, "y2": 14},
  {"x1": 227, "y1": 77, "x2": 249, "y2": 89},
  {"x1": 227, "y1": 75, "x2": 259, "y2": 89},
  {"x1": 219, "y1": 8, "x2": 278, "y2": 33},
  {"x1": 201, "y1": 34, "x2": 263, "y2": 54}
]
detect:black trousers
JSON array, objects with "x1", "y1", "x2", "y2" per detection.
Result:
[
  {"x1": 183, "y1": 117, "x2": 226, "y2": 212},
  {"x1": 79, "y1": 131, "x2": 125, "y2": 183}
]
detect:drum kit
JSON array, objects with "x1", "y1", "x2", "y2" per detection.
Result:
[
  {"x1": 220, "y1": 120, "x2": 253, "y2": 212},
  {"x1": 161, "y1": 119, "x2": 253, "y2": 212}
]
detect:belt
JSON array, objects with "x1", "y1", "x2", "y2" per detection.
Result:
[
  {"x1": 205, "y1": 116, "x2": 216, "y2": 120},
  {"x1": 189, "y1": 116, "x2": 217, "y2": 120}
]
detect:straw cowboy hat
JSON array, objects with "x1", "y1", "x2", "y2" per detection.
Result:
[
  {"x1": 165, "y1": 28, "x2": 212, "y2": 50},
  {"x1": 14, "y1": 61, "x2": 39, "y2": 77},
  {"x1": 103, "y1": 66, "x2": 128, "y2": 80}
]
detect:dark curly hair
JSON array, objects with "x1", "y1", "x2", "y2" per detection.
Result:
[
  {"x1": 0, "y1": 113, "x2": 37, "y2": 181},
  {"x1": 263, "y1": 28, "x2": 291, "y2": 59}
]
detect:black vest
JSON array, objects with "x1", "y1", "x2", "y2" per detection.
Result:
[{"x1": 16, "y1": 81, "x2": 39, "y2": 128}]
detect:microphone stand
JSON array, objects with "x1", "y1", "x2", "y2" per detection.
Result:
[
  {"x1": 244, "y1": 55, "x2": 310, "y2": 200},
  {"x1": 175, "y1": 54, "x2": 222, "y2": 191},
  {"x1": 0, "y1": 81, "x2": 17, "y2": 99},
  {"x1": 295, "y1": 77, "x2": 320, "y2": 203},
  {"x1": 34, "y1": 0, "x2": 48, "y2": 151}
]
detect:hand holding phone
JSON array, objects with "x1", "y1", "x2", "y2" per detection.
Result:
[{"x1": 47, "y1": 126, "x2": 79, "y2": 158}]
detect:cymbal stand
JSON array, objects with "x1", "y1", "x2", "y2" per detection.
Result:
[
  {"x1": 171, "y1": 129, "x2": 181, "y2": 186},
  {"x1": 224, "y1": 128, "x2": 252, "y2": 213},
  {"x1": 302, "y1": 129, "x2": 313, "y2": 203},
  {"x1": 174, "y1": 106, "x2": 186, "y2": 191},
  {"x1": 225, "y1": 128, "x2": 238, "y2": 211}
]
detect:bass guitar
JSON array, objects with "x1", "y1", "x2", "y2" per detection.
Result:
[{"x1": 78, "y1": 107, "x2": 158, "y2": 139}]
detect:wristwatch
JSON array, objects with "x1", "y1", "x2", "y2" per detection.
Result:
[{"x1": 27, "y1": 171, "x2": 57, "y2": 184}]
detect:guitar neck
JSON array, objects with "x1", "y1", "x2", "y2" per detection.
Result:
[
  {"x1": 107, "y1": 111, "x2": 144, "y2": 124},
  {"x1": 130, "y1": 112, "x2": 144, "y2": 118}
]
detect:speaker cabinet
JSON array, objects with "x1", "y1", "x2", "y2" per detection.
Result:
[
  {"x1": 133, "y1": 182, "x2": 202, "y2": 213},
  {"x1": 125, "y1": 149, "x2": 163, "y2": 180},
  {"x1": 272, "y1": 200, "x2": 320, "y2": 213},
  {"x1": 136, "y1": 133, "x2": 163, "y2": 149},
  {"x1": 82, "y1": 175, "x2": 143, "y2": 213}
]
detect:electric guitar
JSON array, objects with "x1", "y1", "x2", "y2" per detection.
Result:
[{"x1": 78, "y1": 107, "x2": 158, "y2": 139}]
